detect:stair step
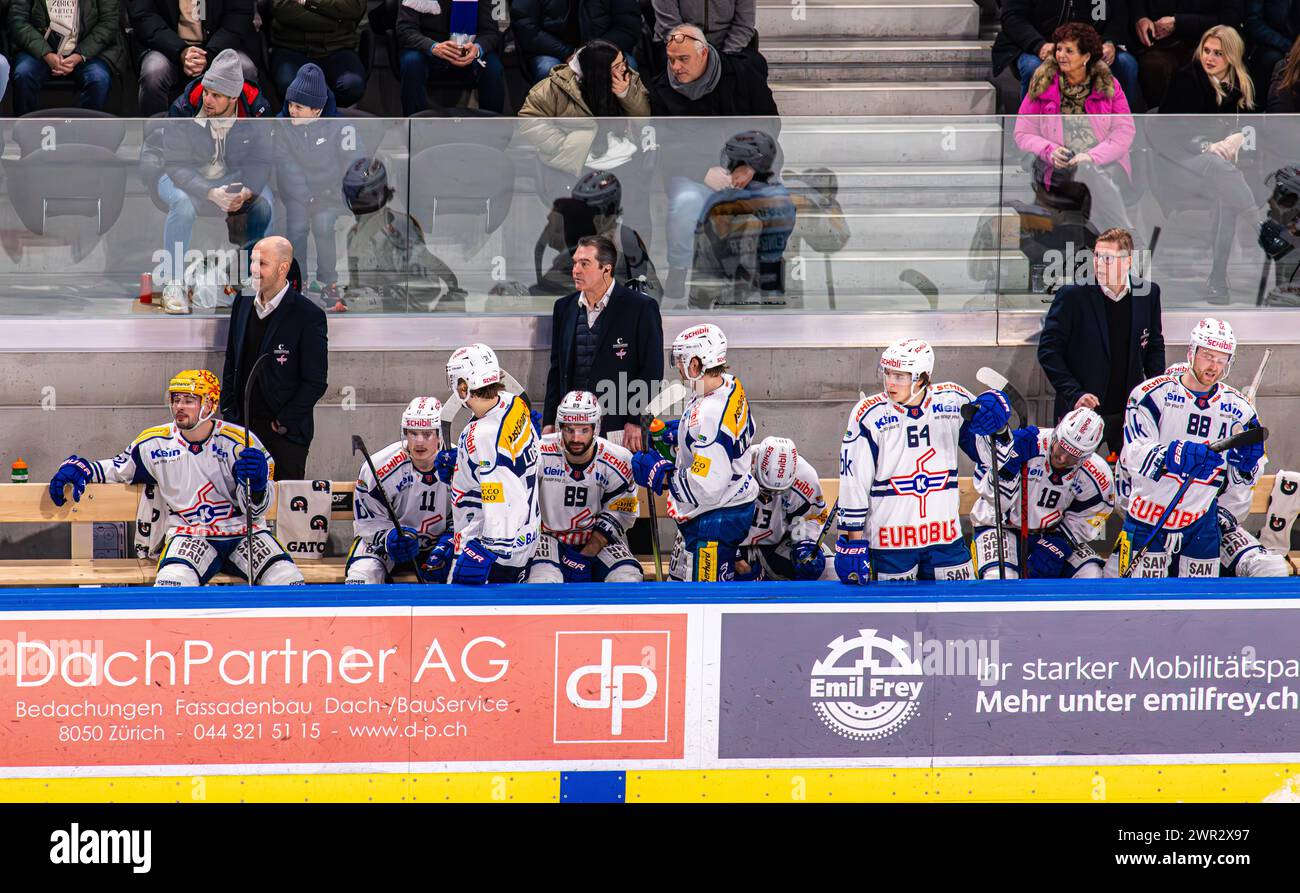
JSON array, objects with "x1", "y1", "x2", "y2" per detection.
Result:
[
  {"x1": 778, "y1": 119, "x2": 1003, "y2": 163},
  {"x1": 757, "y1": 1, "x2": 980, "y2": 39},
  {"x1": 791, "y1": 208, "x2": 1020, "y2": 250},
  {"x1": 772, "y1": 80, "x2": 996, "y2": 115},
  {"x1": 765, "y1": 37, "x2": 993, "y2": 81}
]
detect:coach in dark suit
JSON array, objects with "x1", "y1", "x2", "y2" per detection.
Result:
[
  {"x1": 1038, "y1": 228, "x2": 1165, "y2": 454},
  {"x1": 543, "y1": 235, "x2": 664, "y2": 451},
  {"x1": 221, "y1": 236, "x2": 328, "y2": 480}
]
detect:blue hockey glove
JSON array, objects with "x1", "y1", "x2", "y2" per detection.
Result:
[
  {"x1": 451, "y1": 538, "x2": 498, "y2": 585},
  {"x1": 1226, "y1": 439, "x2": 1264, "y2": 476},
  {"x1": 1001, "y1": 425, "x2": 1040, "y2": 476},
  {"x1": 421, "y1": 533, "x2": 456, "y2": 576},
  {"x1": 967, "y1": 390, "x2": 1012, "y2": 436},
  {"x1": 791, "y1": 540, "x2": 827, "y2": 580},
  {"x1": 1165, "y1": 440, "x2": 1223, "y2": 478},
  {"x1": 659, "y1": 418, "x2": 680, "y2": 447},
  {"x1": 559, "y1": 545, "x2": 593, "y2": 583},
  {"x1": 632, "y1": 450, "x2": 673, "y2": 494},
  {"x1": 233, "y1": 447, "x2": 269, "y2": 492},
  {"x1": 834, "y1": 535, "x2": 871, "y2": 585},
  {"x1": 433, "y1": 448, "x2": 457, "y2": 484},
  {"x1": 49, "y1": 455, "x2": 93, "y2": 506},
  {"x1": 385, "y1": 526, "x2": 420, "y2": 564},
  {"x1": 1027, "y1": 533, "x2": 1071, "y2": 579}
]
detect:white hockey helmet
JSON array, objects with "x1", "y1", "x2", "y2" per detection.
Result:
[
  {"x1": 879, "y1": 338, "x2": 935, "y2": 400},
  {"x1": 446, "y1": 343, "x2": 502, "y2": 394},
  {"x1": 557, "y1": 390, "x2": 601, "y2": 435},
  {"x1": 671, "y1": 324, "x2": 728, "y2": 382},
  {"x1": 1187, "y1": 317, "x2": 1236, "y2": 376},
  {"x1": 752, "y1": 436, "x2": 799, "y2": 492},
  {"x1": 1050, "y1": 407, "x2": 1103, "y2": 464},
  {"x1": 401, "y1": 397, "x2": 442, "y2": 438}
]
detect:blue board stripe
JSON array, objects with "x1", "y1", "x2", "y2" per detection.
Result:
[{"x1": 560, "y1": 772, "x2": 626, "y2": 804}]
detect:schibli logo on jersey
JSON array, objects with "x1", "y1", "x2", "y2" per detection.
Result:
[
  {"x1": 793, "y1": 478, "x2": 815, "y2": 501},
  {"x1": 150, "y1": 447, "x2": 182, "y2": 461},
  {"x1": 877, "y1": 520, "x2": 959, "y2": 549},
  {"x1": 1128, "y1": 496, "x2": 1205, "y2": 529},
  {"x1": 375, "y1": 451, "x2": 406, "y2": 481},
  {"x1": 1083, "y1": 460, "x2": 1109, "y2": 493},
  {"x1": 602, "y1": 453, "x2": 632, "y2": 480}
]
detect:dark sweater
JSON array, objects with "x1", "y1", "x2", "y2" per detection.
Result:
[
  {"x1": 1102, "y1": 292, "x2": 1133, "y2": 415},
  {"x1": 241, "y1": 302, "x2": 279, "y2": 423}
]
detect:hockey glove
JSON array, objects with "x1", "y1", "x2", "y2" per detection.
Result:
[
  {"x1": 558, "y1": 545, "x2": 593, "y2": 583},
  {"x1": 421, "y1": 533, "x2": 456, "y2": 577},
  {"x1": 1226, "y1": 438, "x2": 1264, "y2": 476},
  {"x1": 658, "y1": 418, "x2": 680, "y2": 448},
  {"x1": 233, "y1": 447, "x2": 270, "y2": 493},
  {"x1": 590, "y1": 512, "x2": 623, "y2": 547},
  {"x1": 732, "y1": 557, "x2": 765, "y2": 582},
  {"x1": 49, "y1": 455, "x2": 93, "y2": 506},
  {"x1": 385, "y1": 526, "x2": 421, "y2": 564},
  {"x1": 1027, "y1": 533, "x2": 1071, "y2": 579},
  {"x1": 530, "y1": 409, "x2": 543, "y2": 437},
  {"x1": 1001, "y1": 425, "x2": 1040, "y2": 476},
  {"x1": 834, "y1": 535, "x2": 871, "y2": 585},
  {"x1": 1164, "y1": 439, "x2": 1223, "y2": 478},
  {"x1": 791, "y1": 540, "x2": 827, "y2": 580},
  {"x1": 967, "y1": 390, "x2": 1012, "y2": 436},
  {"x1": 433, "y1": 449, "x2": 457, "y2": 484},
  {"x1": 632, "y1": 451, "x2": 674, "y2": 495},
  {"x1": 451, "y1": 538, "x2": 498, "y2": 585}
]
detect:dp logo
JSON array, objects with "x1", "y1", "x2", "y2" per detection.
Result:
[{"x1": 554, "y1": 631, "x2": 670, "y2": 743}]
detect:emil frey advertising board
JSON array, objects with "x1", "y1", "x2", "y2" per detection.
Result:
[
  {"x1": 717, "y1": 608, "x2": 1300, "y2": 761},
  {"x1": 0, "y1": 610, "x2": 688, "y2": 772}
]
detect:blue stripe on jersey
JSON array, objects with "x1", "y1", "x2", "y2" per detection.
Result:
[
  {"x1": 869, "y1": 479, "x2": 958, "y2": 497},
  {"x1": 1072, "y1": 492, "x2": 1104, "y2": 512},
  {"x1": 1139, "y1": 392, "x2": 1163, "y2": 427},
  {"x1": 128, "y1": 444, "x2": 158, "y2": 486}
]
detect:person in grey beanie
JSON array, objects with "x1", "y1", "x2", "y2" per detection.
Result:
[{"x1": 275, "y1": 63, "x2": 362, "y2": 308}]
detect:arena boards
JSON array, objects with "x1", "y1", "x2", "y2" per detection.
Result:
[{"x1": 2, "y1": 579, "x2": 1299, "y2": 804}]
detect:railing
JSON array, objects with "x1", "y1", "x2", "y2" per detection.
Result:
[{"x1": 0, "y1": 113, "x2": 1297, "y2": 323}]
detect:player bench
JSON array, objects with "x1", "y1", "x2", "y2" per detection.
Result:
[{"x1": 0, "y1": 479, "x2": 1288, "y2": 586}]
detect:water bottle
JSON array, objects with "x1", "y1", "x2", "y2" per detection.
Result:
[
  {"x1": 647, "y1": 419, "x2": 675, "y2": 461},
  {"x1": 11, "y1": 458, "x2": 28, "y2": 483}
]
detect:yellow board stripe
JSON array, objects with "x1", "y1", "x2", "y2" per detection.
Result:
[{"x1": 2, "y1": 765, "x2": 1298, "y2": 803}]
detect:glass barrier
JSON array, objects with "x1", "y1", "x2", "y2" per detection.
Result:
[{"x1": 0, "y1": 114, "x2": 1296, "y2": 318}]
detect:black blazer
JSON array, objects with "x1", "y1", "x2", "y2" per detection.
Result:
[
  {"x1": 544, "y1": 283, "x2": 664, "y2": 434},
  {"x1": 221, "y1": 288, "x2": 329, "y2": 446},
  {"x1": 1037, "y1": 278, "x2": 1166, "y2": 423}
]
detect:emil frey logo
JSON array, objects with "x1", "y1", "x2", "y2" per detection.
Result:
[
  {"x1": 554, "y1": 631, "x2": 669, "y2": 744},
  {"x1": 810, "y1": 629, "x2": 923, "y2": 741}
]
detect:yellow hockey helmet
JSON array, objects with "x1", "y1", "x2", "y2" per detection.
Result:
[{"x1": 167, "y1": 369, "x2": 221, "y2": 422}]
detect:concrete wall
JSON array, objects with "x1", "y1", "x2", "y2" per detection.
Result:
[{"x1": 2, "y1": 342, "x2": 1296, "y2": 557}]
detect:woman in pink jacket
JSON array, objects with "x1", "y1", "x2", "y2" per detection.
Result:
[{"x1": 1015, "y1": 22, "x2": 1139, "y2": 246}]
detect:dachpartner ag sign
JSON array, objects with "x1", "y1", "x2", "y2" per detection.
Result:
[
  {"x1": 717, "y1": 603, "x2": 1300, "y2": 761},
  {"x1": 0, "y1": 609, "x2": 687, "y2": 771}
]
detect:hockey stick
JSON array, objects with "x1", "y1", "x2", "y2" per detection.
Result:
[
  {"x1": 240, "y1": 352, "x2": 272, "y2": 587},
  {"x1": 1121, "y1": 426, "x2": 1269, "y2": 578},
  {"x1": 962, "y1": 402, "x2": 1008, "y2": 578},
  {"x1": 1246, "y1": 348, "x2": 1272, "y2": 402},
  {"x1": 899, "y1": 268, "x2": 940, "y2": 312},
  {"x1": 639, "y1": 416, "x2": 665, "y2": 582},
  {"x1": 974, "y1": 368, "x2": 1028, "y2": 578},
  {"x1": 352, "y1": 434, "x2": 427, "y2": 584}
]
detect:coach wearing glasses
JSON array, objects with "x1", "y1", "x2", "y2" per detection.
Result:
[{"x1": 1038, "y1": 227, "x2": 1165, "y2": 455}]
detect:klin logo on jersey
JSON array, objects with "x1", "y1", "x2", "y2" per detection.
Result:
[
  {"x1": 176, "y1": 482, "x2": 236, "y2": 526},
  {"x1": 887, "y1": 448, "x2": 950, "y2": 518},
  {"x1": 554, "y1": 631, "x2": 669, "y2": 743},
  {"x1": 810, "y1": 629, "x2": 923, "y2": 742}
]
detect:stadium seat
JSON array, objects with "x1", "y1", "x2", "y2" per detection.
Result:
[{"x1": 407, "y1": 142, "x2": 516, "y2": 253}]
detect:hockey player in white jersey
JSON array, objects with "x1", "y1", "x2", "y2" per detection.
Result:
[
  {"x1": 733, "y1": 436, "x2": 834, "y2": 581},
  {"x1": 835, "y1": 339, "x2": 1010, "y2": 584},
  {"x1": 1117, "y1": 318, "x2": 1264, "y2": 578},
  {"x1": 1155, "y1": 360, "x2": 1289, "y2": 577},
  {"x1": 443, "y1": 343, "x2": 541, "y2": 584},
  {"x1": 345, "y1": 397, "x2": 456, "y2": 584},
  {"x1": 529, "y1": 391, "x2": 644, "y2": 583},
  {"x1": 48, "y1": 369, "x2": 304, "y2": 586},
  {"x1": 971, "y1": 407, "x2": 1114, "y2": 579},
  {"x1": 632, "y1": 323, "x2": 759, "y2": 582}
]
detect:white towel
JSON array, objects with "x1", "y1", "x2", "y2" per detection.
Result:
[
  {"x1": 133, "y1": 483, "x2": 167, "y2": 559},
  {"x1": 275, "y1": 480, "x2": 333, "y2": 560},
  {"x1": 1260, "y1": 470, "x2": 1300, "y2": 555}
]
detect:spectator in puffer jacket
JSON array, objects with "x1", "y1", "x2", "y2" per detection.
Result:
[
  {"x1": 267, "y1": 0, "x2": 367, "y2": 108},
  {"x1": 275, "y1": 64, "x2": 363, "y2": 307}
]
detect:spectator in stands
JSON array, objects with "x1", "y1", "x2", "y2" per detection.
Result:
[
  {"x1": 992, "y1": 0, "x2": 1142, "y2": 108},
  {"x1": 8, "y1": 0, "x2": 125, "y2": 115},
  {"x1": 648, "y1": 23, "x2": 778, "y2": 300},
  {"x1": 1245, "y1": 0, "x2": 1299, "y2": 95},
  {"x1": 396, "y1": 0, "x2": 507, "y2": 114},
  {"x1": 267, "y1": 0, "x2": 366, "y2": 109},
  {"x1": 160, "y1": 49, "x2": 272, "y2": 272},
  {"x1": 1131, "y1": 0, "x2": 1244, "y2": 108},
  {"x1": 512, "y1": 0, "x2": 644, "y2": 85},
  {"x1": 543, "y1": 234, "x2": 664, "y2": 450},
  {"x1": 1266, "y1": 33, "x2": 1300, "y2": 107},
  {"x1": 1038, "y1": 227, "x2": 1165, "y2": 455},
  {"x1": 276, "y1": 64, "x2": 361, "y2": 310},
  {"x1": 1153, "y1": 25, "x2": 1261, "y2": 302},
  {"x1": 0, "y1": 53, "x2": 7, "y2": 106},
  {"x1": 652, "y1": 0, "x2": 756, "y2": 55},
  {"x1": 222, "y1": 236, "x2": 329, "y2": 482},
  {"x1": 1014, "y1": 23, "x2": 1140, "y2": 243},
  {"x1": 128, "y1": 0, "x2": 258, "y2": 116}
]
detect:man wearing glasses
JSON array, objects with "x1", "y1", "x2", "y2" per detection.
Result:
[{"x1": 1038, "y1": 227, "x2": 1165, "y2": 456}]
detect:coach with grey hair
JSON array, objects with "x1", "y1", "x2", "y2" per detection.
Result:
[{"x1": 543, "y1": 235, "x2": 664, "y2": 451}]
